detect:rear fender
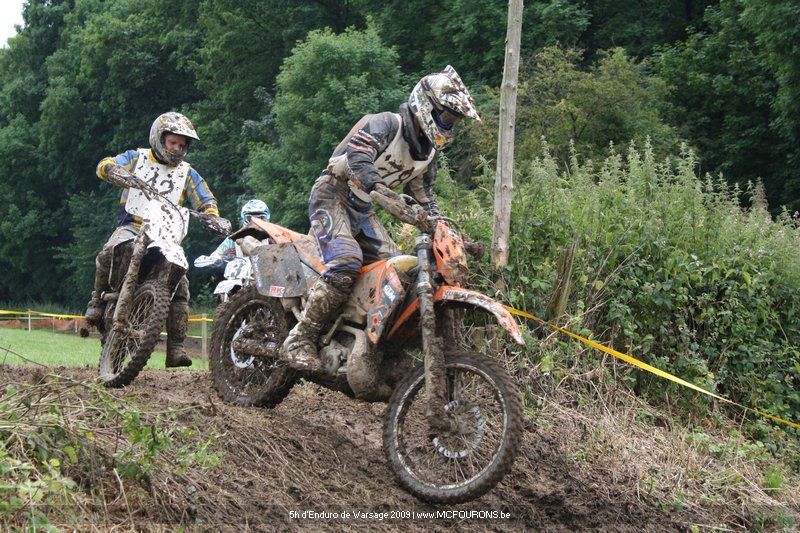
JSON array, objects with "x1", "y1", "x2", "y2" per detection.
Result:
[{"x1": 433, "y1": 286, "x2": 525, "y2": 345}]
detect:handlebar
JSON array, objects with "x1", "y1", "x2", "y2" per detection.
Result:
[
  {"x1": 369, "y1": 189, "x2": 434, "y2": 233},
  {"x1": 369, "y1": 187, "x2": 485, "y2": 260},
  {"x1": 129, "y1": 180, "x2": 231, "y2": 236}
]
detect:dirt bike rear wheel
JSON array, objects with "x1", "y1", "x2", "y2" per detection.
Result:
[
  {"x1": 209, "y1": 287, "x2": 297, "y2": 407},
  {"x1": 99, "y1": 280, "x2": 170, "y2": 388},
  {"x1": 383, "y1": 351, "x2": 523, "y2": 503}
]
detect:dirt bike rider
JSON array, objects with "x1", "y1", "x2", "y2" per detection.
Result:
[
  {"x1": 202, "y1": 199, "x2": 270, "y2": 270},
  {"x1": 84, "y1": 112, "x2": 232, "y2": 367},
  {"x1": 281, "y1": 65, "x2": 480, "y2": 372}
]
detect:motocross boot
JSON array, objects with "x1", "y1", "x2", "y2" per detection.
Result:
[
  {"x1": 165, "y1": 302, "x2": 192, "y2": 368},
  {"x1": 281, "y1": 277, "x2": 350, "y2": 372},
  {"x1": 84, "y1": 291, "x2": 105, "y2": 325}
]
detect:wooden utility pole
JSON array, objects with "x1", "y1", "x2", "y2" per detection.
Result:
[{"x1": 492, "y1": 0, "x2": 523, "y2": 268}]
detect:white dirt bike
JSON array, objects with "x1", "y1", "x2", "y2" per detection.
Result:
[
  {"x1": 97, "y1": 186, "x2": 228, "y2": 387},
  {"x1": 193, "y1": 255, "x2": 253, "y2": 303}
]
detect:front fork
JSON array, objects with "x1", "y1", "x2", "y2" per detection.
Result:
[
  {"x1": 111, "y1": 225, "x2": 170, "y2": 335},
  {"x1": 415, "y1": 234, "x2": 450, "y2": 432}
]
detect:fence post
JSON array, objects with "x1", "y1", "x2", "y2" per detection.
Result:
[
  {"x1": 27, "y1": 311, "x2": 31, "y2": 332},
  {"x1": 201, "y1": 314, "x2": 208, "y2": 360}
]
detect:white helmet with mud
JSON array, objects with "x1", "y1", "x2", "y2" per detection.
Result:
[
  {"x1": 149, "y1": 112, "x2": 199, "y2": 166},
  {"x1": 408, "y1": 65, "x2": 481, "y2": 150}
]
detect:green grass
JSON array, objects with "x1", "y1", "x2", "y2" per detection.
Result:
[{"x1": 0, "y1": 328, "x2": 208, "y2": 370}]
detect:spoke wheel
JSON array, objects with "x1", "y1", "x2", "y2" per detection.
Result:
[
  {"x1": 209, "y1": 287, "x2": 297, "y2": 407},
  {"x1": 99, "y1": 280, "x2": 169, "y2": 388},
  {"x1": 384, "y1": 351, "x2": 522, "y2": 503}
]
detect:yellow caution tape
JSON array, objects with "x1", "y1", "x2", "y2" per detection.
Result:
[
  {"x1": 1, "y1": 308, "x2": 215, "y2": 322},
  {"x1": 0, "y1": 309, "x2": 85, "y2": 319},
  {"x1": 506, "y1": 306, "x2": 800, "y2": 430}
]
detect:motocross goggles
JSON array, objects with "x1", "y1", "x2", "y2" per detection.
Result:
[{"x1": 432, "y1": 106, "x2": 464, "y2": 131}]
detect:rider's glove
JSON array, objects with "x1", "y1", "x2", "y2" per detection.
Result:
[
  {"x1": 420, "y1": 199, "x2": 442, "y2": 217},
  {"x1": 373, "y1": 182, "x2": 396, "y2": 197}
]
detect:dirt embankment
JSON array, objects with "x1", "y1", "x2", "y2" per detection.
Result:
[{"x1": 1, "y1": 365, "x2": 689, "y2": 531}]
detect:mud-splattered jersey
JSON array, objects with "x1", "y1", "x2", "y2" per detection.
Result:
[
  {"x1": 96, "y1": 149, "x2": 219, "y2": 227},
  {"x1": 327, "y1": 107, "x2": 440, "y2": 211}
]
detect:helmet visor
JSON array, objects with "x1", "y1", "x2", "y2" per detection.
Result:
[
  {"x1": 433, "y1": 107, "x2": 463, "y2": 131},
  {"x1": 244, "y1": 213, "x2": 268, "y2": 223}
]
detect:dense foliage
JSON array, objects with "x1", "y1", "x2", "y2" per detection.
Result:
[
  {"x1": 1, "y1": 0, "x2": 799, "y2": 426},
  {"x1": 435, "y1": 142, "x2": 800, "y2": 427}
]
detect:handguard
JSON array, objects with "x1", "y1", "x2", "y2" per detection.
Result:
[
  {"x1": 106, "y1": 163, "x2": 159, "y2": 199},
  {"x1": 192, "y1": 213, "x2": 232, "y2": 236},
  {"x1": 105, "y1": 163, "x2": 136, "y2": 189}
]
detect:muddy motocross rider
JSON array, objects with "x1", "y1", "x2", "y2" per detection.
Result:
[
  {"x1": 281, "y1": 65, "x2": 480, "y2": 372},
  {"x1": 84, "y1": 112, "x2": 231, "y2": 367}
]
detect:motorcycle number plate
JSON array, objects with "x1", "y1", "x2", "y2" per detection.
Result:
[
  {"x1": 252, "y1": 243, "x2": 308, "y2": 298},
  {"x1": 142, "y1": 199, "x2": 190, "y2": 244}
]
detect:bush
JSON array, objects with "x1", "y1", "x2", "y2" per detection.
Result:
[{"x1": 436, "y1": 141, "x2": 800, "y2": 427}]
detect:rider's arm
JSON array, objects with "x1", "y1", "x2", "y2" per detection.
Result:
[
  {"x1": 341, "y1": 112, "x2": 398, "y2": 193},
  {"x1": 403, "y1": 154, "x2": 441, "y2": 216},
  {"x1": 181, "y1": 168, "x2": 220, "y2": 217},
  {"x1": 210, "y1": 238, "x2": 237, "y2": 261}
]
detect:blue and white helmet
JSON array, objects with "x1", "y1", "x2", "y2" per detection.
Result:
[{"x1": 240, "y1": 199, "x2": 270, "y2": 225}]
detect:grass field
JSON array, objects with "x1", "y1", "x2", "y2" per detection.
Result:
[{"x1": 0, "y1": 328, "x2": 208, "y2": 370}]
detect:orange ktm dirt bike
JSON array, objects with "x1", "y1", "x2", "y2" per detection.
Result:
[
  {"x1": 209, "y1": 188, "x2": 525, "y2": 503},
  {"x1": 95, "y1": 184, "x2": 228, "y2": 388}
]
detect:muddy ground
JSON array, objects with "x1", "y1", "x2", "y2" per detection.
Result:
[{"x1": 1, "y1": 365, "x2": 688, "y2": 531}]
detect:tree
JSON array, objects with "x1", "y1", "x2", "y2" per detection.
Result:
[
  {"x1": 584, "y1": 0, "x2": 714, "y2": 58},
  {"x1": 363, "y1": 0, "x2": 589, "y2": 86},
  {"x1": 658, "y1": 0, "x2": 794, "y2": 210},
  {"x1": 246, "y1": 27, "x2": 406, "y2": 229},
  {"x1": 472, "y1": 46, "x2": 677, "y2": 166},
  {"x1": 492, "y1": 0, "x2": 524, "y2": 268}
]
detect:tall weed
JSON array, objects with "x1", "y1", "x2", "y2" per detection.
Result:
[{"x1": 437, "y1": 141, "x2": 800, "y2": 431}]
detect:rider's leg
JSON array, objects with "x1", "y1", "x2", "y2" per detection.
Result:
[
  {"x1": 281, "y1": 274, "x2": 352, "y2": 372},
  {"x1": 85, "y1": 247, "x2": 112, "y2": 324},
  {"x1": 85, "y1": 226, "x2": 138, "y2": 324},
  {"x1": 281, "y1": 177, "x2": 360, "y2": 372},
  {"x1": 166, "y1": 276, "x2": 192, "y2": 368},
  {"x1": 358, "y1": 208, "x2": 400, "y2": 263}
]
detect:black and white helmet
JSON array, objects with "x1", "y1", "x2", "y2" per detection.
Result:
[
  {"x1": 149, "y1": 112, "x2": 199, "y2": 166},
  {"x1": 408, "y1": 65, "x2": 480, "y2": 150}
]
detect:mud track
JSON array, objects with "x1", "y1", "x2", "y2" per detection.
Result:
[{"x1": 2, "y1": 366, "x2": 683, "y2": 531}]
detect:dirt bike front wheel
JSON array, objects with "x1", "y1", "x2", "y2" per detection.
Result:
[
  {"x1": 383, "y1": 351, "x2": 523, "y2": 503},
  {"x1": 209, "y1": 287, "x2": 297, "y2": 407},
  {"x1": 98, "y1": 280, "x2": 170, "y2": 388}
]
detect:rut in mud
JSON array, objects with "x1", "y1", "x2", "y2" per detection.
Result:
[{"x1": 0, "y1": 365, "x2": 686, "y2": 531}]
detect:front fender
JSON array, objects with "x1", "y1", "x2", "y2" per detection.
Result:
[
  {"x1": 433, "y1": 286, "x2": 525, "y2": 346},
  {"x1": 148, "y1": 240, "x2": 188, "y2": 270}
]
